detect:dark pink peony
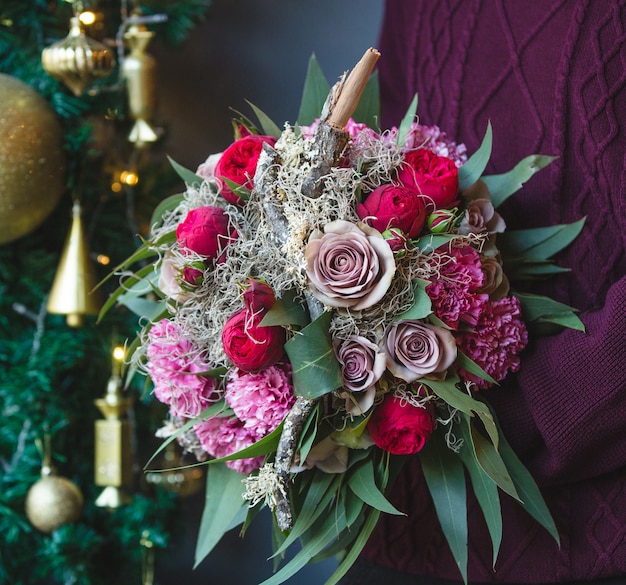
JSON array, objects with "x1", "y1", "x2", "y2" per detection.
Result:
[{"x1": 176, "y1": 205, "x2": 236, "y2": 261}]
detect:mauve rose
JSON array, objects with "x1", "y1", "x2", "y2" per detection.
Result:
[
  {"x1": 368, "y1": 394, "x2": 435, "y2": 455},
  {"x1": 356, "y1": 184, "x2": 427, "y2": 238},
  {"x1": 305, "y1": 220, "x2": 395, "y2": 311},
  {"x1": 458, "y1": 198, "x2": 506, "y2": 235},
  {"x1": 384, "y1": 320, "x2": 457, "y2": 382},
  {"x1": 176, "y1": 206, "x2": 236, "y2": 261},
  {"x1": 397, "y1": 149, "x2": 459, "y2": 211},
  {"x1": 477, "y1": 255, "x2": 510, "y2": 300},
  {"x1": 214, "y1": 135, "x2": 277, "y2": 205}
]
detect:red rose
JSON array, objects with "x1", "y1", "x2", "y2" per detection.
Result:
[
  {"x1": 397, "y1": 149, "x2": 459, "y2": 211},
  {"x1": 214, "y1": 135, "x2": 277, "y2": 205},
  {"x1": 367, "y1": 394, "x2": 435, "y2": 455},
  {"x1": 357, "y1": 184, "x2": 427, "y2": 238},
  {"x1": 176, "y1": 206, "x2": 236, "y2": 261},
  {"x1": 222, "y1": 282, "x2": 286, "y2": 372}
]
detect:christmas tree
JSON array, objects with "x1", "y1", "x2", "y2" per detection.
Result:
[{"x1": 0, "y1": 2, "x2": 210, "y2": 583}]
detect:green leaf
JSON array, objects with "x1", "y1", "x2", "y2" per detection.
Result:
[
  {"x1": 414, "y1": 233, "x2": 458, "y2": 253},
  {"x1": 348, "y1": 459, "x2": 404, "y2": 516},
  {"x1": 297, "y1": 54, "x2": 330, "y2": 126},
  {"x1": 483, "y1": 155, "x2": 556, "y2": 208},
  {"x1": 220, "y1": 176, "x2": 251, "y2": 203},
  {"x1": 206, "y1": 422, "x2": 283, "y2": 464},
  {"x1": 246, "y1": 100, "x2": 282, "y2": 138},
  {"x1": 458, "y1": 123, "x2": 492, "y2": 191},
  {"x1": 396, "y1": 94, "x2": 418, "y2": 149},
  {"x1": 514, "y1": 292, "x2": 584, "y2": 331},
  {"x1": 420, "y1": 430, "x2": 468, "y2": 584},
  {"x1": 261, "y1": 289, "x2": 309, "y2": 327},
  {"x1": 285, "y1": 311, "x2": 343, "y2": 399},
  {"x1": 167, "y1": 155, "x2": 204, "y2": 188},
  {"x1": 456, "y1": 350, "x2": 497, "y2": 386},
  {"x1": 394, "y1": 278, "x2": 432, "y2": 321},
  {"x1": 150, "y1": 193, "x2": 185, "y2": 230},
  {"x1": 194, "y1": 463, "x2": 247, "y2": 568},
  {"x1": 457, "y1": 416, "x2": 502, "y2": 567},
  {"x1": 351, "y1": 71, "x2": 380, "y2": 129}
]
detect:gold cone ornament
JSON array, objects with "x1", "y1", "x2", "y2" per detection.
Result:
[
  {"x1": 25, "y1": 444, "x2": 83, "y2": 533},
  {"x1": 47, "y1": 201, "x2": 102, "y2": 327},
  {"x1": 0, "y1": 74, "x2": 67, "y2": 245},
  {"x1": 94, "y1": 349, "x2": 134, "y2": 508},
  {"x1": 123, "y1": 22, "x2": 158, "y2": 146},
  {"x1": 42, "y1": 16, "x2": 115, "y2": 96}
]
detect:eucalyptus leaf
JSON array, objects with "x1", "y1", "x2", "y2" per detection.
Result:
[
  {"x1": 456, "y1": 350, "x2": 497, "y2": 386},
  {"x1": 348, "y1": 458, "x2": 404, "y2": 516},
  {"x1": 167, "y1": 155, "x2": 204, "y2": 188},
  {"x1": 414, "y1": 233, "x2": 458, "y2": 253},
  {"x1": 351, "y1": 71, "x2": 380, "y2": 129},
  {"x1": 483, "y1": 155, "x2": 556, "y2": 208},
  {"x1": 394, "y1": 278, "x2": 432, "y2": 321},
  {"x1": 116, "y1": 295, "x2": 163, "y2": 320},
  {"x1": 297, "y1": 54, "x2": 330, "y2": 125},
  {"x1": 246, "y1": 100, "x2": 282, "y2": 138},
  {"x1": 396, "y1": 94, "x2": 418, "y2": 149},
  {"x1": 150, "y1": 193, "x2": 185, "y2": 230},
  {"x1": 194, "y1": 463, "x2": 247, "y2": 568},
  {"x1": 515, "y1": 292, "x2": 584, "y2": 331},
  {"x1": 420, "y1": 430, "x2": 468, "y2": 584},
  {"x1": 285, "y1": 311, "x2": 343, "y2": 399},
  {"x1": 220, "y1": 176, "x2": 250, "y2": 203},
  {"x1": 458, "y1": 123, "x2": 492, "y2": 191},
  {"x1": 261, "y1": 289, "x2": 309, "y2": 327}
]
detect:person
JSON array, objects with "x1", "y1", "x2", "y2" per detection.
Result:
[{"x1": 340, "y1": 1, "x2": 626, "y2": 584}]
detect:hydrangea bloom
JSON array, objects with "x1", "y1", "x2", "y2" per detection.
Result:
[
  {"x1": 146, "y1": 319, "x2": 219, "y2": 417},
  {"x1": 225, "y1": 364, "x2": 295, "y2": 436},
  {"x1": 426, "y1": 246, "x2": 489, "y2": 330},
  {"x1": 194, "y1": 416, "x2": 263, "y2": 474},
  {"x1": 456, "y1": 296, "x2": 529, "y2": 389}
]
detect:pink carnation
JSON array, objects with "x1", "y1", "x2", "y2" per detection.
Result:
[
  {"x1": 426, "y1": 246, "x2": 489, "y2": 330},
  {"x1": 457, "y1": 296, "x2": 529, "y2": 389},
  {"x1": 146, "y1": 319, "x2": 220, "y2": 417},
  {"x1": 225, "y1": 364, "x2": 295, "y2": 436},
  {"x1": 193, "y1": 417, "x2": 263, "y2": 474}
]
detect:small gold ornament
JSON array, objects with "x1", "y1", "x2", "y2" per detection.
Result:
[
  {"x1": 47, "y1": 201, "x2": 102, "y2": 327},
  {"x1": 25, "y1": 448, "x2": 83, "y2": 533},
  {"x1": 0, "y1": 74, "x2": 67, "y2": 245},
  {"x1": 123, "y1": 21, "x2": 159, "y2": 146},
  {"x1": 41, "y1": 16, "x2": 115, "y2": 96}
]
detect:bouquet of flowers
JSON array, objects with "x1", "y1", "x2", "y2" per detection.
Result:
[{"x1": 101, "y1": 49, "x2": 585, "y2": 584}]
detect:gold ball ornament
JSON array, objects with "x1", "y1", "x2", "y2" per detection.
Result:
[
  {"x1": 0, "y1": 74, "x2": 67, "y2": 245},
  {"x1": 25, "y1": 466, "x2": 84, "y2": 533}
]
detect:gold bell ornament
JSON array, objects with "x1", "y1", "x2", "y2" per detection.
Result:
[
  {"x1": 47, "y1": 200, "x2": 102, "y2": 327},
  {"x1": 122, "y1": 20, "x2": 159, "y2": 146},
  {"x1": 42, "y1": 15, "x2": 115, "y2": 96},
  {"x1": 25, "y1": 437, "x2": 84, "y2": 533},
  {"x1": 94, "y1": 346, "x2": 134, "y2": 508}
]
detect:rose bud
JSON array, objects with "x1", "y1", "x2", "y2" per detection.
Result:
[
  {"x1": 381, "y1": 227, "x2": 409, "y2": 253},
  {"x1": 214, "y1": 134, "x2": 277, "y2": 205},
  {"x1": 242, "y1": 279, "x2": 277, "y2": 314},
  {"x1": 176, "y1": 206, "x2": 237, "y2": 262},
  {"x1": 426, "y1": 208, "x2": 458, "y2": 233},
  {"x1": 305, "y1": 220, "x2": 395, "y2": 311},
  {"x1": 384, "y1": 320, "x2": 457, "y2": 383},
  {"x1": 357, "y1": 184, "x2": 427, "y2": 238},
  {"x1": 368, "y1": 393, "x2": 435, "y2": 455},
  {"x1": 397, "y1": 148, "x2": 459, "y2": 211}
]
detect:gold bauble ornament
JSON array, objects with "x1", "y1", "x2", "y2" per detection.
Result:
[
  {"x1": 25, "y1": 465, "x2": 84, "y2": 533},
  {"x1": 0, "y1": 74, "x2": 67, "y2": 245},
  {"x1": 42, "y1": 17, "x2": 115, "y2": 97}
]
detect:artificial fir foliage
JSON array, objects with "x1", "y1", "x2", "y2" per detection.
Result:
[{"x1": 0, "y1": 1, "x2": 210, "y2": 583}]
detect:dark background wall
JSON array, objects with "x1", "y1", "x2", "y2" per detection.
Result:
[{"x1": 151, "y1": 1, "x2": 384, "y2": 583}]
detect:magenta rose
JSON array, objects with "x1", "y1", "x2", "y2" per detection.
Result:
[
  {"x1": 397, "y1": 149, "x2": 459, "y2": 211},
  {"x1": 176, "y1": 206, "x2": 236, "y2": 261},
  {"x1": 305, "y1": 220, "x2": 395, "y2": 311},
  {"x1": 357, "y1": 184, "x2": 427, "y2": 238},
  {"x1": 214, "y1": 134, "x2": 277, "y2": 205},
  {"x1": 368, "y1": 394, "x2": 435, "y2": 455},
  {"x1": 384, "y1": 320, "x2": 457, "y2": 382}
]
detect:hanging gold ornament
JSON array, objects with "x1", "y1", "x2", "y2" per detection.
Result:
[
  {"x1": 94, "y1": 347, "x2": 134, "y2": 508},
  {"x1": 0, "y1": 74, "x2": 67, "y2": 245},
  {"x1": 25, "y1": 440, "x2": 84, "y2": 533},
  {"x1": 41, "y1": 16, "x2": 115, "y2": 97},
  {"x1": 144, "y1": 443, "x2": 204, "y2": 498},
  {"x1": 47, "y1": 201, "x2": 102, "y2": 327},
  {"x1": 122, "y1": 21, "x2": 158, "y2": 146}
]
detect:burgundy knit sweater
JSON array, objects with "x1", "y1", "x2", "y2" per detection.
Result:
[{"x1": 358, "y1": 1, "x2": 626, "y2": 583}]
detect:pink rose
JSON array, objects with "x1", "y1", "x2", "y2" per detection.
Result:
[
  {"x1": 357, "y1": 184, "x2": 427, "y2": 239},
  {"x1": 196, "y1": 152, "x2": 223, "y2": 182},
  {"x1": 397, "y1": 149, "x2": 459, "y2": 211},
  {"x1": 384, "y1": 320, "x2": 457, "y2": 382},
  {"x1": 368, "y1": 394, "x2": 435, "y2": 455},
  {"x1": 214, "y1": 135, "x2": 277, "y2": 205},
  {"x1": 305, "y1": 220, "x2": 396, "y2": 311},
  {"x1": 222, "y1": 281, "x2": 286, "y2": 372},
  {"x1": 176, "y1": 206, "x2": 236, "y2": 262}
]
